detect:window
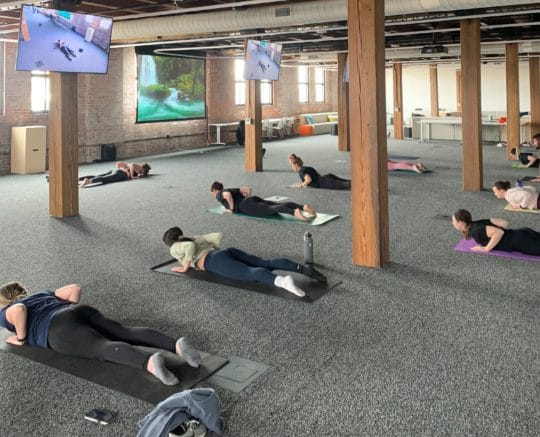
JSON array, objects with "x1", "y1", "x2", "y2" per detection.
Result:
[
  {"x1": 314, "y1": 67, "x2": 325, "y2": 102},
  {"x1": 298, "y1": 66, "x2": 309, "y2": 103},
  {"x1": 234, "y1": 59, "x2": 246, "y2": 105},
  {"x1": 260, "y1": 80, "x2": 272, "y2": 105},
  {"x1": 234, "y1": 59, "x2": 273, "y2": 106},
  {"x1": 31, "y1": 71, "x2": 50, "y2": 112}
]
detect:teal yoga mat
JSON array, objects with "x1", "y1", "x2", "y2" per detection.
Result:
[
  {"x1": 389, "y1": 169, "x2": 432, "y2": 174},
  {"x1": 388, "y1": 155, "x2": 419, "y2": 161},
  {"x1": 206, "y1": 206, "x2": 339, "y2": 226}
]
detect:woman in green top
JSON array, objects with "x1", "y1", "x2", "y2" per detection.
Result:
[{"x1": 162, "y1": 227, "x2": 327, "y2": 297}]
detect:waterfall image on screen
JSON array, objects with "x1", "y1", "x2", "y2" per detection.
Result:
[
  {"x1": 136, "y1": 54, "x2": 206, "y2": 123},
  {"x1": 243, "y1": 40, "x2": 282, "y2": 81},
  {"x1": 16, "y1": 5, "x2": 112, "y2": 74}
]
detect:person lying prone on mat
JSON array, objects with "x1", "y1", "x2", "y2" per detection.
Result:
[
  {"x1": 162, "y1": 227, "x2": 327, "y2": 297},
  {"x1": 0, "y1": 282, "x2": 201, "y2": 386},
  {"x1": 210, "y1": 181, "x2": 316, "y2": 221},
  {"x1": 509, "y1": 147, "x2": 539, "y2": 168},
  {"x1": 287, "y1": 154, "x2": 351, "y2": 190},
  {"x1": 79, "y1": 162, "x2": 151, "y2": 188},
  {"x1": 451, "y1": 209, "x2": 540, "y2": 255},
  {"x1": 492, "y1": 181, "x2": 539, "y2": 210}
]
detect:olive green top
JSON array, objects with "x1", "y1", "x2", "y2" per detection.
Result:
[{"x1": 169, "y1": 232, "x2": 222, "y2": 269}]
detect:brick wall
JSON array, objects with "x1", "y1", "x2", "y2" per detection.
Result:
[{"x1": 0, "y1": 42, "x2": 337, "y2": 174}]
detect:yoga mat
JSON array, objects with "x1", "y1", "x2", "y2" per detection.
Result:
[
  {"x1": 511, "y1": 162, "x2": 528, "y2": 168},
  {"x1": 388, "y1": 155, "x2": 420, "y2": 161},
  {"x1": 206, "y1": 206, "x2": 340, "y2": 226},
  {"x1": 389, "y1": 169, "x2": 432, "y2": 174},
  {"x1": 520, "y1": 176, "x2": 540, "y2": 182},
  {"x1": 151, "y1": 259, "x2": 342, "y2": 302},
  {"x1": 504, "y1": 204, "x2": 540, "y2": 214},
  {"x1": 0, "y1": 329, "x2": 228, "y2": 405},
  {"x1": 264, "y1": 196, "x2": 288, "y2": 202},
  {"x1": 453, "y1": 239, "x2": 540, "y2": 262}
]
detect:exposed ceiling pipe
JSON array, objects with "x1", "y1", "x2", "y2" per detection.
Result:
[{"x1": 112, "y1": 0, "x2": 538, "y2": 42}]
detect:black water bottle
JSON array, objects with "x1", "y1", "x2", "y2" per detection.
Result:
[{"x1": 303, "y1": 231, "x2": 313, "y2": 265}]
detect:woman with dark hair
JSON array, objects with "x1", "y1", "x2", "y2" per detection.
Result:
[
  {"x1": 492, "y1": 180, "x2": 539, "y2": 210},
  {"x1": 451, "y1": 209, "x2": 540, "y2": 255},
  {"x1": 509, "y1": 147, "x2": 539, "y2": 168},
  {"x1": 288, "y1": 154, "x2": 351, "y2": 190},
  {"x1": 162, "y1": 227, "x2": 327, "y2": 297},
  {"x1": 79, "y1": 162, "x2": 151, "y2": 188},
  {"x1": 210, "y1": 181, "x2": 316, "y2": 221},
  {"x1": 0, "y1": 282, "x2": 200, "y2": 385}
]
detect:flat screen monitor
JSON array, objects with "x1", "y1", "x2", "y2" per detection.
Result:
[
  {"x1": 243, "y1": 40, "x2": 282, "y2": 81},
  {"x1": 16, "y1": 5, "x2": 113, "y2": 74},
  {"x1": 136, "y1": 54, "x2": 206, "y2": 123}
]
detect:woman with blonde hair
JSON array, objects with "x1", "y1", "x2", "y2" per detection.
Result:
[{"x1": 0, "y1": 282, "x2": 200, "y2": 385}]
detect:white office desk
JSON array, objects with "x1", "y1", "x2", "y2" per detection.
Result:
[
  {"x1": 419, "y1": 117, "x2": 528, "y2": 143},
  {"x1": 209, "y1": 122, "x2": 239, "y2": 145}
]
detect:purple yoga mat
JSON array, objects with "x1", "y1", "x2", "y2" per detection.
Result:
[{"x1": 453, "y1": 239, "x2": 540, "y2": 262}]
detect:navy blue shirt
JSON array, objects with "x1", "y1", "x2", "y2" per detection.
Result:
[{"x1": 0, "y1": 289, "x2": 72, "y2": 348}]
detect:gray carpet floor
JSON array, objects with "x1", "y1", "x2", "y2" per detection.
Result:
[{"x1": 0, "y1": 136, "x2": 538, "y2": 436}]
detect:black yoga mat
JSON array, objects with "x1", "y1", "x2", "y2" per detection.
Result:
[
  {"x1": 0, "y1": 329, "x2": 228, "y2": 405},
  {"x1": 151, "y1": 259, "x2": 342, "y2": 303}
]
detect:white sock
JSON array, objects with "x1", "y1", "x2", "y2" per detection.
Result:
[{"x1": 274, "y1": 275, "x2": 305, "y2": 297}]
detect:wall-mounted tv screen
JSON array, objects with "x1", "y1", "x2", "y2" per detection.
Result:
[
  {"x1": 243, "y1": 40, "x2": 282, "y2": 81},
  {"x1": 136, "y1": 54, "x2": 206, "y2": 123},
  {"x1": 16, "y1": 5, "x2": 113, "y2": 74}
]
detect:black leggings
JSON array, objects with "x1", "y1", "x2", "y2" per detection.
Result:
[
  {"x1": 238, "y1": 196, "x2": 303, "y2": 217},
  {"x1": 47, "y1": 305, "x2": 176, "y2": 370},
  {"x1": 79, "y1": 169, "x2": 128, "y2": 185},
  {"x1": 204, "y1": 248, "x2": 300, "y2": 285},
  {"x1": 318, "y1": 174, "x2": 351, "y2": 190}
]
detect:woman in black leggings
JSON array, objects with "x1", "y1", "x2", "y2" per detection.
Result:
[
  {"x1": 210, "y1": 181, "x2": 316, "y2": 221},
  {"x1": 79, "y1": 162, "x2": 151, "y2": 188},
  {"x1": 0, "y1": 282, "x2": 201, "y2": 385},
  {"x1": 163, "y1": 227, "x2": 327, "y2": 298}
]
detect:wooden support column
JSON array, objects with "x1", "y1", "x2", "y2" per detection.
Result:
[
  {"x1": 505, "y1": 43, "x2": 520, "y2": 158},
  {"x1": 456, "y1": 70, "x2": 462, "y2": 112},
  {"x1": 337, "y1": 52, "x2": 350, "y2": 151},
  {"x1": 348, "y1": 0, "x2": 389, "y2": 267},
  {"x1": 529, "y1": 57, "x2": 540, "y2": 138},
  {"x1": 48, "y1": 73, "x2": 79, "y2": 218},
  {"x1": 392, "y1": 63, "x2": 403, "y2": 139},
  {"x1": 244, "y1": 80, "x2": 262, "y2": 172},
  {"x1": 460, "y1": 19, "x2": 483, "y2": 191},
  {"x1": 430, "y1": 64, "x2": 439, "y2": 116}
]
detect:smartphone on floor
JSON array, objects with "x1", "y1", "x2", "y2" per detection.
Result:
[{"x1": 84, "y1": 408, "x2": 114, "y2": 425}]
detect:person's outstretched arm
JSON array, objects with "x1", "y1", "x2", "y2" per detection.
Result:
[
  {"x1": 489, "y1": 218, "x2": 509, "y2": 228},
  {"x1": 5, "y1": 304, "x2": 27, "y2": 345},
  {"x1": 472, "y1": 225, "x2": 504, "y2": 252},
  {"x1": 55, "y1": 284, "x2": 81, "y2": 303}
]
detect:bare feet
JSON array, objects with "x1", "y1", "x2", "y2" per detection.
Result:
[
  {"x1": 303, "y1": 204, "x2": 317, "y2": 217},
  {"x1": 412, "y1": 164, "x2": 423, "y2": 174},
  {"x1": 418, "y1": 163, "x2": 429, "y2": 171},
  {"x1": 294, "y1": 208, "x2": 309, "y2": 221},
  {"x1": 78, "y1": 178, "x2": 91, "y2": 188}
]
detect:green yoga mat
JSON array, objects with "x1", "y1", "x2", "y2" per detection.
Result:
[
  {"x1": 206, "y1": 206, "x2": 339, "y2": 226},
  {"x1": 512, "y1": 162, "x2": 528, "y2": 168}
]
